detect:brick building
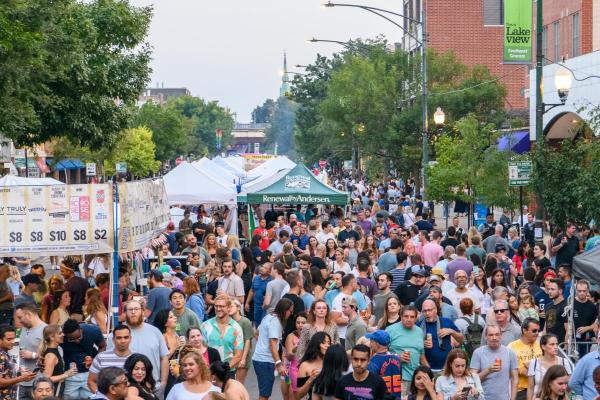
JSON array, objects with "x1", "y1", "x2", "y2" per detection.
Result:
[
  {"x1": 400, "y1": 0, "x2": 530, "y2": 112},
  {"x1": 540, "y1": 0, "x2": 597, "y2": 62}
]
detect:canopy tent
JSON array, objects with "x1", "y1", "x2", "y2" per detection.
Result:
[
  {"x1": 0, "y1": 175, "x2": 64, "y2": 186},
  {"x1": 237, "y1": 168, "x2": 291, "y2": 203},
  {"x1": 245, "y1": 163, "x2": 349, "y2": 205},
  {"x1": 247, "y1": 156, "x2": 296, "y2": 179},
  {"x1": 163, "y1": 161, "x2": 237, "y2": 205},
  {"x1": 572, "y1": 245, "x2": 600, "y2": 282},
  {"x1": 213, "y1": 156, "x2": 246, "y2": 177},
  {"x1": 221, "y1": 156, "x2": 246, "y2": 173},
  {"x1": 192, "y1": 158, "x2": 237, "y2": 187}
]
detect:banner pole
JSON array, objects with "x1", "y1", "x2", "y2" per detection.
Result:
[{"x1": 111, "y1": 179, "x2": 120, "y2": 330}]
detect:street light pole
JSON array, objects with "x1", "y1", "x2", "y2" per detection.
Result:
[
  {"x1": 421, "y1": 0, "x2": 428, "y2": 197},
  {"x1": 322, "y1": 1, "x2": 429, "y2": 195},
  {"x1": 534, "y1": 0, "x2": 544, "y2": 220}
]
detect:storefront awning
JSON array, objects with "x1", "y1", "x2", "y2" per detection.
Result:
[
  {"x1": 50, "y1": 159, "x2": 85, "y2": 171},
  {"x1": 497, "y1": 130, "x2": 530, "y2": 154}
]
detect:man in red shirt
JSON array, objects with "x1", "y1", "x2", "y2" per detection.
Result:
[{"x1": 252, "y1": 218, "x2": 270, "y2": 251}]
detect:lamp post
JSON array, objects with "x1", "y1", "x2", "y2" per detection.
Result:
[{"x1": 322, "y1": 1, "x2": 429, "y2": 196}]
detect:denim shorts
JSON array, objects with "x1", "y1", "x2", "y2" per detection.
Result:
[{"x1": 253, "y1": 360, "x2": 275, "y2": 397}]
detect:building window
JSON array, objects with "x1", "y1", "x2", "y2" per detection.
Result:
[
  {"x1": 572, "y1": 13, "x2": 580, "y2": 57},
  {"x1": 484, "y1": 0, "x2": 504, "y2": 25},
  {"x1": 542, "y1": 25, "x2": 548, "y2": 65},
  {"x1": 553, "y1": 21, "x2": 560, "y2": 61}
]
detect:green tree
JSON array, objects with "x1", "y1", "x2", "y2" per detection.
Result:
[
  {"x1": 132, "y1": 102, "x2": 187, "y2": 161},
  {"x1": 291, "y1": 46, "x2": 507, "y2": 179},
  {"x1": 104, "y1": 127, "x2": 161, "y2": 177},
  {"x1": 168, "y1": 96, "x2": 234, "y2": 156},
  {"x1": 428, "y1": 115, "x2": 519, "y2": 208},
  {"x1": 265, "y1": 97, "x2": 298, "y2": 156},
  {"x1": 251, "y1": 99, "x2": 276, "y2": 123},
  {"x1": 532, "y1": 140, "x2": 600, "y2": 226},
  {"x1": 0, "y1": 0, "x2": 152, "y2": 149}
]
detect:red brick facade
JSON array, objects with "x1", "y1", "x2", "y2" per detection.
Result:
[
  {"x1": 423, "y1": 0, "x2": 529, "y2": 110},
  {"x1": 541, "y1": 0, "x2": 592, "y2": 60}
]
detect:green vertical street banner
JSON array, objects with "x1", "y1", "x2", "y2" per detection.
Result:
[{"x1": 503, "y1": 0, "x2": 533, "y2": 63}]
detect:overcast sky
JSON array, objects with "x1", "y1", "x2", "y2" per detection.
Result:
[{"x1": 129, "y1": 0, "x2": 402, "y2": 121}]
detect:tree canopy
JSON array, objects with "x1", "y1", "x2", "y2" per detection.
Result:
[
  {"x1": 168, "y1": 96, "x2": 234, "y2": 157},
  {"x1": 0, "y1": 0, "x2": 152, "y2": 149},
  {"x1": 291, "y1": 42, "x2": 507, "y2": 179},
  {"x1": 132, "y1": 102, "x2": 187, "y2": 162}
]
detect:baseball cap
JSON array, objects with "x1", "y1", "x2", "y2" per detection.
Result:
[
  {"x1": 149, "y1": 269, "x2": 163, "y2": 281},
  {"x1": 22, "y1": 274, "x2": 42, "y2": 285},
  {"x1": 544, "y1": 270, "x2": 557, "y2": 279},
  {"x1": 431, "y1": 267, "x2": 445, "y2": 279},
  {"x1": 159, "y1": 264, "x2": 173, "y2": 274},
  {"x1": 342, "y1": 295, "x2": 358, "y2": 308},
  {"x1": 495, "y1": 243, "x2": 507, "y2": 253},
  {"x1": 365, "y1": 330, "x2": 391, "y2": 346},
  {"x1": 429, "y1": 274, "x2": 441, "y2": 282},
  {"x1": 166, "y1": 259, "x2": 182, "y2": 270},
  {"x1": 162, "y1": 272, "x2": 173, "y2": 283},
  {"x1": 412, "y1": 267, "x2": 427, "y2": 277}
]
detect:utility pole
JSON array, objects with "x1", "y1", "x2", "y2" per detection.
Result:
[
  {"x1": 534, "y1": 0, "x2": 544, "y2": 220},
  {"x1": 421, "y1": 0, "x2": 428, "y2": 197}
]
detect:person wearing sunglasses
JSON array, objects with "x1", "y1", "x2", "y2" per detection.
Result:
[
  {"x1": 507, "y1": 318, "x2": 542, "y2": 400},
  {"x1": 89, "y1": 366, "x2": 129, "y2": 400},
  {"x1": 482, "y1": 300, "x2": 522, "y2": 346},
  {"x1": 61, "y1": 318, "x2": 106, "y2": 399}
]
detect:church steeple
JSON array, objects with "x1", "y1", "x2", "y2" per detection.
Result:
[{"x1": 279, "y1": 51, "x2": 291, "y2": 97}]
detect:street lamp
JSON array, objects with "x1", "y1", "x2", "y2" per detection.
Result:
[
  {"x1": 554, "y1": 66, "x2": 572, "y2": 104},
  {"x1": 433, "y1": 107, "x2": 445, "y2": 125},
  {"x1": 322, "y1": 1, "x2": 429, "y2": 196}
]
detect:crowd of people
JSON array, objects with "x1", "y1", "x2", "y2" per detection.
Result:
[{"x1": 1, "y1": 178, "x2": 600, "y2": 400}]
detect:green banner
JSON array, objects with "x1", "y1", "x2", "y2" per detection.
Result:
[{"x1": 503, "y1": 0, "x2": 533, "y2": 63}]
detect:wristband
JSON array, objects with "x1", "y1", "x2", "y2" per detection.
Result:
[
  {"x1": 275, "y1": 360, "x2": 282, "y2": 366},
  {"x1": 31, "y1": 352, "x2": 37, "y2": 359}
]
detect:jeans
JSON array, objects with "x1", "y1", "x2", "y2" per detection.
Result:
[
  {"x1": 253, "y1": 360, "x2": 275, "y2": 398},
  {"x1": 254, "y1": 306, "x2": 266, "y2": 327},
  {"x1": 64, "y1": 372, "x2": 92, "y2": 399}
]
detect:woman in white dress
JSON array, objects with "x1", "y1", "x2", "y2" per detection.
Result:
[{"x1": 166, "y1": 351, "x2": 221, "y2": 400}]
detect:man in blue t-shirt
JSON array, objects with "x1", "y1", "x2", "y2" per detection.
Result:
[
  {"x1": 367, "y1": 330, "x2": 403, "y2": 399},
  {"x1": 418, "y1": 299, "x2": 464, "y2": 371},
  {"x1": 62, "y1": 319, "x2": 106, "y2": 399},
  {"x1": 246, "y1": 263, "x2": 273, "y2": 326}
]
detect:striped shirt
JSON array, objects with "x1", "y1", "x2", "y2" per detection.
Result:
[
  {"x1": 89, "y1": 350, "x2": 131, "y2": 374},
  {"x1": 389, "y1": 267, "x2": 408, "y2": 291}
]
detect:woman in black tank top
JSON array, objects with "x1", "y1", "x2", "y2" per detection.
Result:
[{"x1": 38, "y1": 325, "x2": 77, "y2": 397}]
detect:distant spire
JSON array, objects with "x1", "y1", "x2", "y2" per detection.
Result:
[{"x1": 280, "y1": 51, "x2": 291, "y2": 97}]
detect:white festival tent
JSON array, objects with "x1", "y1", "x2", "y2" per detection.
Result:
[
  {"x1": 221, "y1": 156, "x2": 246, "y2": 174},
  {"x1": 163, "y1": 161, "x2": 238, "y2": 234},
  {"x1": 163, "y1": 161, "x2": 236, "y2": 205},
  {"x1": 0, "y1": 175, "x2": 64, "y2": 186},
  {"x1": 247, "y1": 155, "x2": 296, "y2": 179},
  {"x1": 192, "y1": 157, "x2": 238, "y2": 187},
  {"x1": 213, "y1": 156, "x2": 246, "y2": 177}
]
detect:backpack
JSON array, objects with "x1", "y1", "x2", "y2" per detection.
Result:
[{"x1": 461, "y1": 314, "x2": 483, "y2": 356}]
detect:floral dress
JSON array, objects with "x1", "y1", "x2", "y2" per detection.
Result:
[{"x1": 0, "y1": 349, "x2": 17, "y2": 399}]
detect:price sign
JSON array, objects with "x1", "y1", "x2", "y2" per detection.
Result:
[{"x1": 0, "y1": 184, "x2": 113, "y2": 256}]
